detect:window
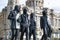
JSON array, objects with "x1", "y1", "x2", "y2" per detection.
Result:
[
  {"x1": 59, "y1": 20, "x2": 60, "y2": 27},
  {"x1": 50, "y1": 18, "x2": 54, "y2": 26},
  {"x1": 31, "y1": 1, "x2": 34, "y2": 6},
  {"x1": 33, "y1": 1, "x2": 34, "y2": 6},
  {"x1": 30, "y1": 1, "x2": 31, "y2": 6},
  {"x1": 36, "y1": 1, "x2": 37, "y2": 6},
  {"x1": 39, "y1": 1, "x2": 40, "y2": 3},
  {"x1": 10, "y1": 7, "x2": 12, "y2": 11},
  {"x1": 10, "y1": 0, "x2": 13, "y2": 5},
  {"x1": 55, "y1": 19, "x2": 57, "y2": 26}
]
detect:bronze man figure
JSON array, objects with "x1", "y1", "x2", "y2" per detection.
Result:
[
  {"x1": 17, "y1": 7, "x2": 29, "y2": 40},
  {"x1": 40, "y1": 8, "x2": 52, "y2": 40},
  {"x1": 8, "y1": 5, "x2": 20, "y2": 40},
  {"x1": 29, "y1": 13, "x2": 36, "y2": 40}
]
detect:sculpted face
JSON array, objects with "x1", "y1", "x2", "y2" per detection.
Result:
[
  {"x1": 23, "y1": 8, "x2": 27, "y2": 14},
  {"x1": 30, "y1": 13, "x2": 35, "y2": 19},
  {"x1": 17, "y1": 6, "x2": 20, "y2": 12},
  {"x1": 14, "y1": 5, "x2": 20, "y2": 13},
  {"x1": 42, "y1": 10, "x2": 47, "y2": 16}
]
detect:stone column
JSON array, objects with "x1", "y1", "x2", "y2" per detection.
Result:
[
  {"x1": 54, "y1": 18, "x2": 56, "y2": 28},
  {"x1": 57, "y1": 19, "x2": 59, "y2": 28}
]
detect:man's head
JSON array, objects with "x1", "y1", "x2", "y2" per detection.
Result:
[
  {"x1": 30, "y1": 13, "x2": 34, "y2": 19},
  {"x1": 14, "y1": 5, "x2": 20, "y2": 13},
  {"x1": 42, "y1": 9, "x2": 47, "y2": 16},
  {"x1": 23, "y1": 7, "x2": 28, "y2": 14}
]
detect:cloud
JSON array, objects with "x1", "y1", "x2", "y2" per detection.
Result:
[
  {"x1": 20, "y1": 0, "x2": 60, "y2": 12},
  {"x1": 0, "y1": 0, "x2": 60, "y2": 12},
  {"x1": 19, "y1": 0, "x2": 27, "y2": 5},
  {"x1": 0, "y1": 0, "x2": 8, "y2": 12},
  {"x1": 44, "y1": 0, "x2": 60, "y2": 12}
]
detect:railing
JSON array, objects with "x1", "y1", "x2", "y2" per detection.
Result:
[
  {"x1": 2, "y1": 28, "x2": 60, "y2": 40},
  {"x1": 51, "y1": 32, "x2": 60, "y2": 40}
]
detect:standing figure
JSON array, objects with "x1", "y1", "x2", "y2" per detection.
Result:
[
  {"x1": 17, "y1": 7, "x2": 29, "y2": 40},
  {"x1": 8, "y1": 5, "x2": 20, "y2": 40},
  {"x1": 29, "y1": 13, "x2": 36, "y2": 40},
  {"x1": 40, "y1": 9, "x2": 49, "y2": 40}
]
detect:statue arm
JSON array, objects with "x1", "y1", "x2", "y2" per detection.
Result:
[
  {"x1": 40, "y1": 17, "x2": 43, "y2": 29},
  {"x1": 8, "y1": 11, "x2": 15, "y2": 20},
  {"x1": 17, "y1": 15, "x2": 21, "y2": 23}
]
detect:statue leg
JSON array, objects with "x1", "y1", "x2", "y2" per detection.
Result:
[
  {"x1": 41, "y1": 28, "x2": 47, "y2": 40},
  {"x1": 20, "y1": 28, "x2": 25, "y2": 40},
  {"x1": 41, "y1": 34, "x2": 44, "y2": 40},
  {"x1": 11, "y1": 29, "x2": 15, "y2": 40},
  {"x1": 44, "y1": 34, "x2": 47, "y2": 40},
  {"x1": 33, "y1": 29, "x2": 36, "y2": 40},
  {"x1": 29, "y1": 32, "x2": 31, "y2": 40},
  {"x1": 26, "y1": 27, "x2": 29, "y2": 40},
  {"x1": 15, "y1": 29, "x2": 19, "y2": 40},
  {"x1": 44, "y1": 28, "x2": 48, "y2": 40}
]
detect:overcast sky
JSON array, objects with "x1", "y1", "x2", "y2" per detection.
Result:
[{"x1": 0, "y1": 0, "x2": 60, "y2": 12}]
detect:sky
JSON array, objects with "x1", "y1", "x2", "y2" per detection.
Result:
[
  {"x1": 44, "y1": 0, "x2": 60, "y2": 12},
  {"x1": 0, "y1": 0, "x2": 8, "y2": 12},
  {"x1": 0, "y1": 0, "x2": 60, "y2": 12}
]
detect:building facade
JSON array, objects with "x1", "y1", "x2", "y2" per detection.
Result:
[
  {"x1": 0, "y1": 0, "x2": 60, "y2": 39},
  {"x1": 26, "y1": 0, "x2": 44, "y2": 38},
  {"x1": 0, "y1": 0, "x2": 19, "y2": 39}
]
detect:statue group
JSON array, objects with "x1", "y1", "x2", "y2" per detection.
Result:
[{"x1": 8, "y1": 5, "x2": 52, "y2": 40}]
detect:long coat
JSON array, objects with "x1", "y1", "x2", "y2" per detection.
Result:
[
  {"x1": 8, "y1": 11, "x2": 17, "y2": 29},
  {"x1": 40, "y1": 16, "x2": 48, "y2": 29},
  {"x1": 29, "y1": 19, "x2": 36, "y2": 31},
  {"x1": 16, "y1": 13, "x2": 20, "y2": 29},
  {"x1": 17, "y1": 14, "x2": 29, "y2": 31},
  {"x1": 40, "y1": 16, "x2": 52, "y2": 37}
]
